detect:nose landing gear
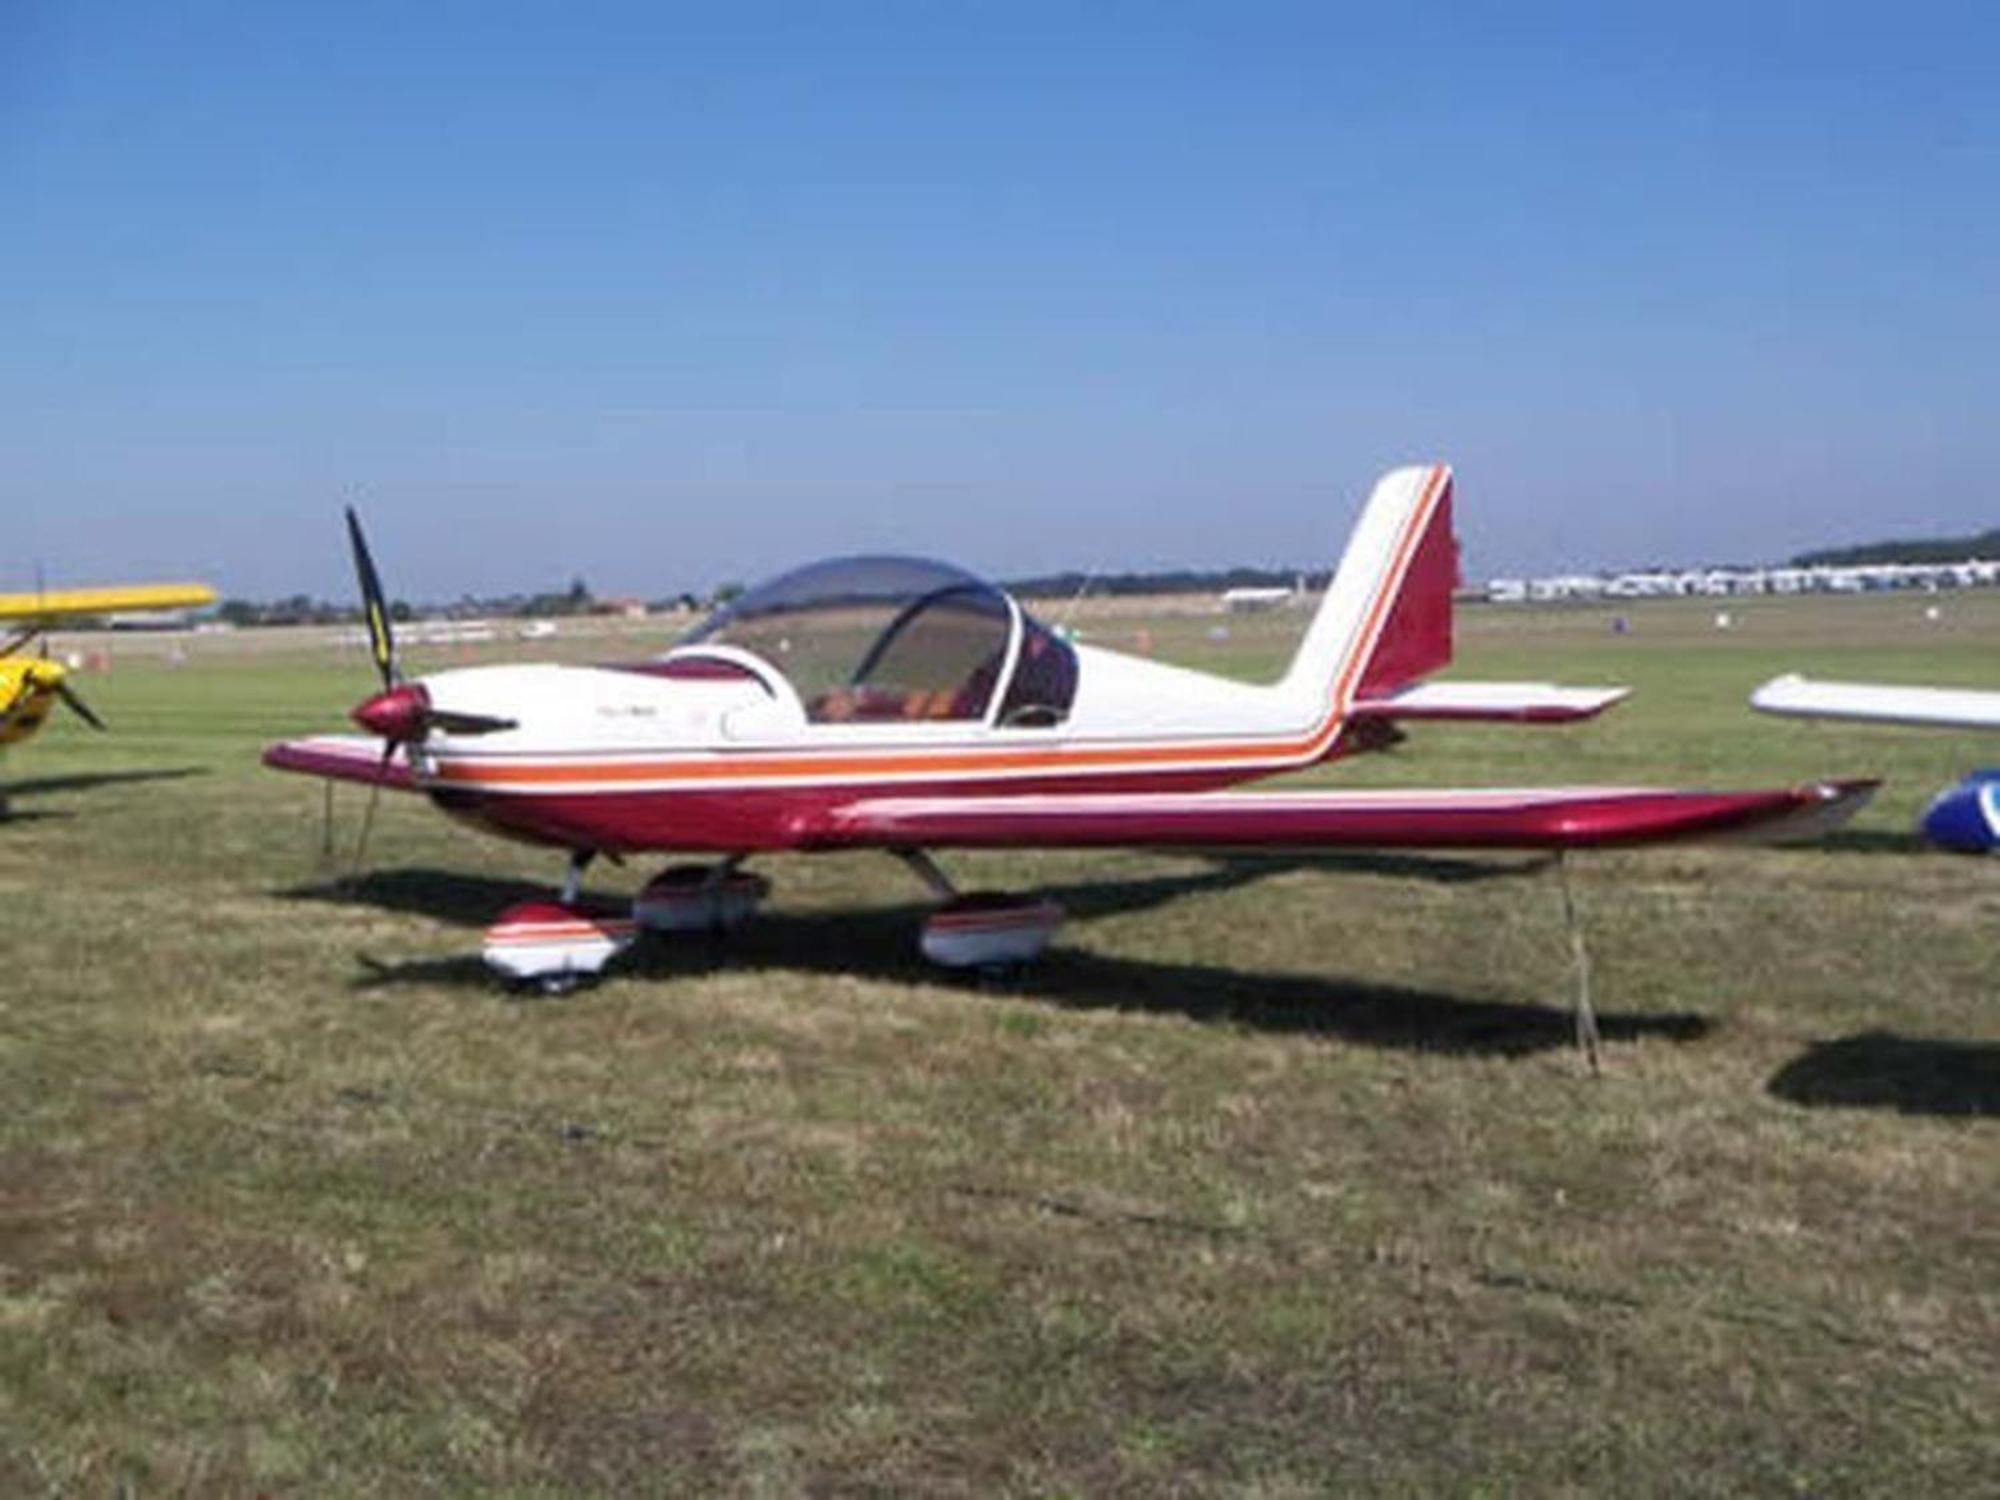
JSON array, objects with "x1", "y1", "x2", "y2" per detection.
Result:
[
  {"x1": 481, "y1": 901, "x2": 638, "y2": 994},
  {"x1": 481, "y1": 850, "x2": 636, "y2": 995},
  {"x1": 479, "y1": 852, "x2": 771, "y2": 993}
]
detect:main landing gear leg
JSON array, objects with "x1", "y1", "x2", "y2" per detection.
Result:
[
  {"x1": 561, "y1": 849, "x2": 596, "y2": 907},
  {"x1": 894, "y1": 847, "x2": 960, "y2": 902},
  {"x1": 1554, "y1": 852, "x2": 1601, "y2": 1075}
]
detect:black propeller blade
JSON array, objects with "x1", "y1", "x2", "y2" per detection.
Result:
[
  {"x1": 346, "y1": 506, "x2": 399, "y2": 689},
  {"x1": 53, "y1": 679, "x2": 106, "y2": 732},
  {"x1": 341, "y1": 506, "x2": 401, "y2": 884}
]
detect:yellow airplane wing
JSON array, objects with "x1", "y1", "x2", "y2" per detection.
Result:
[{"x1": 0, "y1": 582, "x2": 217, "y2": 622}]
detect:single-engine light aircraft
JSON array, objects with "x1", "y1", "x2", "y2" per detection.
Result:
[
  {"x1": 1753, "y1": 672, "x2": 2000, "y2": 851},
  {"x1": 268, "y1": 466, "x2": 1874, "y2": 997},
  {"x1": 1, "y1": 581, "x2": 217, "y2": 814}
]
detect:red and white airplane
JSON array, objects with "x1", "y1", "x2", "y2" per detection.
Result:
[{"x1": 268, "y1": 465, "x2": 1873, "y2": 990}]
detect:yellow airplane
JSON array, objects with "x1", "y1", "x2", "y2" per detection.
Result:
[{"x1": 1, "y1": 583, "x2": 218, "y2": 799}]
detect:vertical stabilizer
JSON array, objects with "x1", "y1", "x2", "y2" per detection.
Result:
[{"x1": 1275, "y1": 464, "x2": 1457, "y2": 722}]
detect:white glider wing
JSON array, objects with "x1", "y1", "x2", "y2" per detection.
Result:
[{"x1": 1751, "y1": 674, "x2": 2000, "y2": 731}]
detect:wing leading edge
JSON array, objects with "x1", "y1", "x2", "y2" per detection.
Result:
[
  {"x1": 264, "y1": 735, "x2": 417, "y2": 791},
  {"x1": 808, "y1": 780, "x2": 1878, "y2": 852},
  {"x1": 0, "y1": 583, "x2": 217, "y2": 623}
]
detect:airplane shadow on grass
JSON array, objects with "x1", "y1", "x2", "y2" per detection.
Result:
[
  {"x1": 1812, "y1": 828, "x2": 1934, "y2": 857},
  {"x1": 1769, "y1": 1032, "x2": 2000, "y2": 1118},
  {"x1": 0, "y1": 766, "x2": 208, "y2": 820},
  {"x1": 284, "y1": 854, "x2": 1710, "y2": 1061}
]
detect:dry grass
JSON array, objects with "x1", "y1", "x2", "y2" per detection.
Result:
[{"x1": 2, "y1": 593, "x2": 1995, "y2": 1494}]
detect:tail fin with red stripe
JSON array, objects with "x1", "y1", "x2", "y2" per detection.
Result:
[{"x1": 1276, "y1": 464, "x2": 1458, "y2": 722}]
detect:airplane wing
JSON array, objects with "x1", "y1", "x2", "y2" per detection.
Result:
[
  {"x1": 1751, "y1": 673, "x2": 2000, "y2": 731},
  {"x1": 1351, "y1": 681, "x2": 1629, "y2": 723},
  {"x1": 805, "y1": 779, "x2": 1877, "y2": 852},
  {"x1": 263, "y1": 735, "x2": 418, "y2": 791},
  {"x1": 0, "y1": 582, "x2": 217, "y2": 624}
]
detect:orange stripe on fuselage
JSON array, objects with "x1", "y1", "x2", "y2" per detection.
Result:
[{"x1": 431, "y1": 467, "x2": 1450, "y2": 791}]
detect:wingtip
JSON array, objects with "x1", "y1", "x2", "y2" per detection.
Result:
[
  {"x1": 1739, "y1": 775, "x2": 1880, "y2": 845},
  {"x1": 1749, "y1": 673, "x2": 1803, "y2": 713}
]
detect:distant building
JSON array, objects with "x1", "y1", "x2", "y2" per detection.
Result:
[
  {"x1": 1486, "y1": 557, "x2": 2000, "y2": 603},
  {"x1": 103, "y1": 608, "x2": 208, "y2": 630},
  {"x1": 1219, "y1": 576, "x2": 1304, "y2": 613}
]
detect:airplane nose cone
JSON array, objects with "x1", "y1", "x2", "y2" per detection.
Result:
[{"x1": 352, "y1": 682, "x2": 430, "y2": 741}]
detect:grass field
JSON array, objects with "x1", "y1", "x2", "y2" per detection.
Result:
[{"x1": 2, "y1": 593, "x2": 1995, "y2": 1494}]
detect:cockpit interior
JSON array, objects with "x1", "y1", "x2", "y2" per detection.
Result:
[{"x1": 675, "y1": 556, "x2": 1078, "y2": 728}]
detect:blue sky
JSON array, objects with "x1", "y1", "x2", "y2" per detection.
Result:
[{"x1": 3, "y1": 2, "x2": 1994, "y2": 598}]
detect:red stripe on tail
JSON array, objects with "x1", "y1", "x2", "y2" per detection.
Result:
[{"x1": 1355, "y1": 473, "x2": 1458, "y2": 700}]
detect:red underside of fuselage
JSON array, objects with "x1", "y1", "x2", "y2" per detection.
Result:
[{"x1": 429, "y1": 764, "x2": 1272, "y2": 853}]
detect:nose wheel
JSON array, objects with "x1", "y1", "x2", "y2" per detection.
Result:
[
  {"x1": 481, "y1": 899, "x2": 636, "y2": 994},
  {"x1": 479, "y1": 850, "x2": 635, "y2": 994}
]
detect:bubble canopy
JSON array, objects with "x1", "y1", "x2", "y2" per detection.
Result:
[{"x1": 678, "y1": 555, "x2": 1077, "y2": 726}]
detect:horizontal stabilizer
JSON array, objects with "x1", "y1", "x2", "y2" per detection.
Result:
[
  {"x1": 1351, "y1": 681, "x2": 1629, "y2": 724},
  {"x1": 1751, "y1": 674, "x2": 2000, "y2": 731},
  {"x1": 808, "y1": 779, "x2": 1877, "y2": 852},
  {"x1": 263, "y1": 735, "x2": 417, "y2": 791}
]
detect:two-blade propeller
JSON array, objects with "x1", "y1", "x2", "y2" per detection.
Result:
[
  {"x1": 7, "y1": 659, "x2": 109, "y2": 733},
  {"x1": 344, "y1": 506, "x2": 517, "y2": 745},
  {"x1": 340, "y1": 507, "x2": 515, "y2": 876}
]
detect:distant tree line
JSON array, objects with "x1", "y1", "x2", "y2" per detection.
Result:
[
  {"x1": 216, "y1": 595, "x2": 358, "y2": 628},
  {"x1": 210, "y1": 576, "x2": 727, "y2": 627},
  {"x1": 1793, "y1": 529, "x2": 2000, "y2": 568}
]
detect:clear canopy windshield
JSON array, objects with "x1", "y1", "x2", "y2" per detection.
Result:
[{"x1": 679, "y1": 555, "x2": 1076, "y2": 726}]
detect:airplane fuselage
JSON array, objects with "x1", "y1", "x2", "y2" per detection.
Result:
[{"x1": 405, "y1": 647, "x2": 1355, "y2": 854}]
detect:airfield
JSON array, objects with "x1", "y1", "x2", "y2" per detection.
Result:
[{"x1": 2, "y1": 591, "x2": 1995, "y2": 1493}]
